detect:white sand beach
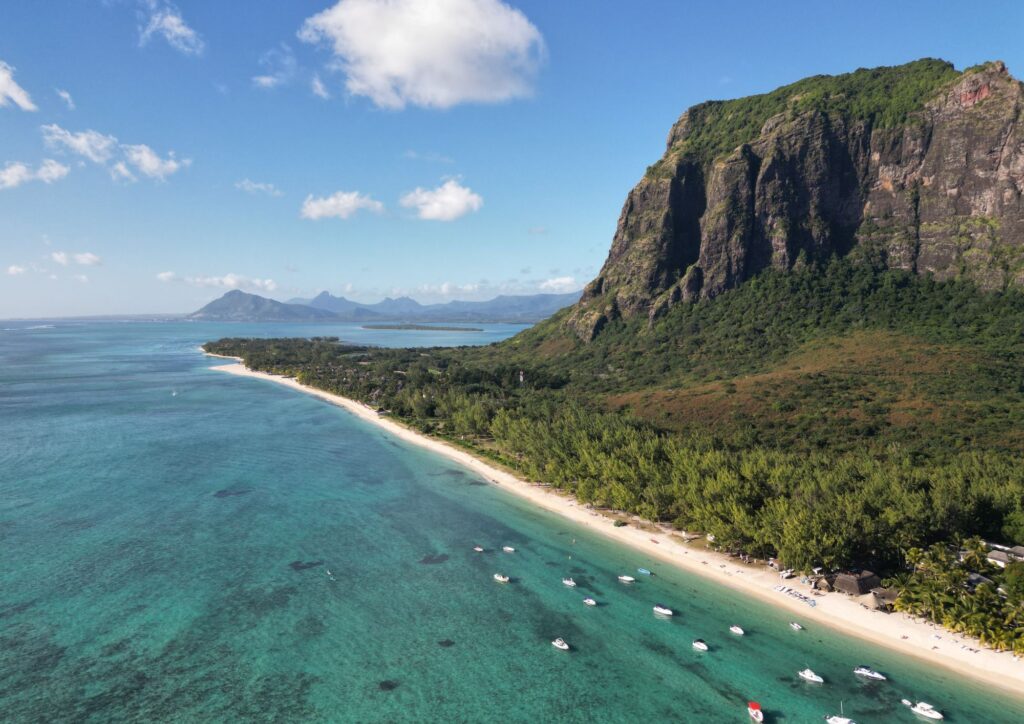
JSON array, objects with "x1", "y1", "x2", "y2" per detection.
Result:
[{"x1": 209, "y1": 357, "x2": 1024, "y2": 698}]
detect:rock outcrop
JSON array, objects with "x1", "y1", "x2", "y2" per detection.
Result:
[{"x1": 569, "y1": 59, "x2": 1024, "y2": 340}]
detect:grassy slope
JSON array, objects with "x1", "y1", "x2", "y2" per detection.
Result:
[{"x1": 489, "y1": 259, "x2": 1024, "y2": 458}]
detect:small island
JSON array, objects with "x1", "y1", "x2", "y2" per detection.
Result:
[{"x1": 361, "y1": 324, "x2": 483, "y2": 332}]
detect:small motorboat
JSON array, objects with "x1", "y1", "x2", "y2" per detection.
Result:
[
  {"x1": 730, "y1": 625, "x2": 745, "y2": 635},
  {"x1": 493, "y1": 573, "x2": 510, "y2": 583},
  {"x1": 562, "y1": 577, "x2": 577, "y2": 587},
  {"x1": 789, "y1": 621, "x2": 803, "y2": 631},
  {"x1": 473, "y1": 546, "x2": 484, "y2": 552},
  {"x1": 618, "y1": 575, "x2": 635, "y2": 583},
  {"x1": 747, "y1": 701, "x2": 764, "y2": 722},
  {"x1": 652, "y1": 604, "x2": 674, "y2": 616},
  {"x1": 637, "y1": 567, "x2": 652, "y2": 576},
  {"x1": 551, "y1": 637, "x2": 570, "y2": 651},
  {"x1": 692, "y1": 639, "x2": 709, "y2": 652},
  {"x1": 853, "y1": 665, "x2": 886, "y2": 681},
  {"x1": 799, "y1": 668, "x2": 824, "y2": 683},
  {"x1": 902, "y1": 701, "x2": 943, "y2": 720},
  {"x1": 583, "y1": 597, "x2": 597, "y2": 607},
  {"x1": 502, "y1": 546, "x2": 515, "y2": 553}
]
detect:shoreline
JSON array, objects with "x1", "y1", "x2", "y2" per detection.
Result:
[{"x1": 207, "y1": 356, "x2": 1024, "y2": 699}]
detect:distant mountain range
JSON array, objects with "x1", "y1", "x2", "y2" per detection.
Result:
[{"x1": 188, "y1": 289, "x2": 580, "y2": 323}]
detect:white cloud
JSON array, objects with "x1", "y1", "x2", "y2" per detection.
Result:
[
  {"x1": 400, "y1": 179, "x2": 482, "y2": 221},
  {"x1": 0, "y1": 160, "x2": 69, "y2": 190},
  {"x1": 56, "y1": 88, "x2": 75, "y2": 109},
  {"x1": 74, "y1": 252, "x2": 101, "y2": 266},
  {"x1": 185, "y1": 273, "x2": 277, "y2": 292},
  {"x1": 7, "y1": 265, "x2": 26, "y2": 275},
  {"x1": 0, "y1": 60, "x2": 37, "y2": 111},
  {"x1": 311, "y1": 74, "x2": 330, "y2": 99},
  {"x1": 236, "y1": 178, "x2": 283, "y2": 196},
  {"x1": 540, "y1": 275, "x2": 578, "y2": 293},
  {"x1": 42, "y1": 124, "x2": 188, "y2": 182},
  {"x1": 301, "y1": 191, "x2": 383, "y2": 220},
  {"x1": 0, "y1": 163, "x2": 32, "y2": 190},
  {"x1": 139, "y1": 1, "x2": 205, "y2": 56},
  {"x1": 51, "y1": 251, "x2": 69, "y2": 266},
  {"x1": 298, "y1": 0, "x2": 545, "y2": 110},
  {"x1": 156, "y1": 271, "x2": 176, "y2": 282},
  {"x1": 252, "y1": 45, "x2": 297, "y2": 89},
  {"x1": 42, "y1": 124, "x2": 118, "y2": 163},
  {"x1": 74, "y1": 274, "x2": 89, "y2": 283},
  {"x1": 36, "y1": 159, "x2": 70, "y2": 183},
  {"x1": 122, "y1": 144, "x2": 190, "y2": 180},
  {"x1": 110, "y1": 161, "x2": 136, "y2": 182}
]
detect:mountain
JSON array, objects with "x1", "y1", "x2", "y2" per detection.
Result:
[
  {"x1": 567, "y1": 59, "x2": 1024, "y2": 340},
  {"x1": 289, "y1": 291, "x2": 581, "y2": 322},
  {"x1": 300, "y1": 291, "x2": 367, "y2": 315},
  {"x1": 192, "y1": 290, "x2": 578, "y2": 323},
  {"x1": 188, "y1": 290, "x2": 342, "y2": 322}
]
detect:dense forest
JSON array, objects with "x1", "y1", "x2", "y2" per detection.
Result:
[{"x1": 205, "y1": 258, "x2": 1024, "y2": 653}]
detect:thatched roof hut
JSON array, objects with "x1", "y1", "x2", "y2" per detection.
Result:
[{"x1": 834, "y1": 570, "x2": 881, "y2": 596}]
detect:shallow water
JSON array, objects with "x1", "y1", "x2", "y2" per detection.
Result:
[{"x1": 1, "y1": 321, "x2": 1021, "y2": 722}]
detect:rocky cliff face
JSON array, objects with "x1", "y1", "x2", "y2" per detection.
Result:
[{"x1": 569, "y1": 60, "x2": 1024, "y2": 340}]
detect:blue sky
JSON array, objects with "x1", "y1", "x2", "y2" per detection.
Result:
[{"x1": 2, "y1": 0, "x2": 1023, "y2": 317}]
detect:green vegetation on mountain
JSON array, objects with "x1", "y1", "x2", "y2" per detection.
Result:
[{"x1": 652, "y1": 58, "x2": 961, "y2": 171}]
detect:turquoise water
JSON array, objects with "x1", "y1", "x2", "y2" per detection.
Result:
[{"x1": 1, "y1": 321, "x2": 1022, "y2": 723}]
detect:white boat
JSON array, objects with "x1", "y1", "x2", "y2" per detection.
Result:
[
  {"x1": 692, "y1": 639, "x2": 709, "y2": 651},
  {"x1": 902, "y1": 701, "x2": 943, "y2": 720},
  {"x1": 618, "y1": 575, "x2": 635, "y2": 583},
  {"x1": 853, "y1": 665, "x2": 886, "y2": 681},
  {"x1": 473, "y1": 546, "x2": 484, "y2": 552},
  {"x1": 551, "y1": 637, "x2": 570, "y2": 651},
  {"x1": 583, "y1": 597, "x2": 597, "y2": 607},
  {"x1": 799, "y1": 668, "x2": 824, "y2": 683},
  {"x1": 747, "y1": 701, "x2": 764, "y2": 722},
  {"x1": 825, "y1": 702, "x2": 854, "y2": 724},
  {"x1": 653, "y1": 604, "x2": 674, "y2": 616},
  {"x1": 502, "y1": 546, "x2": 515, "y2": 553},
  {"x1": 790, "y1": 621, "x2": 803, "y2": 630},
  {"x1": 493, "y1": 573, "x2": 509, "y2": 583},
  {"x1": 730, "y1": 625, "x2": 745, "y2": 635},
  {"x1": 562, "y1": 577, "x2": 577, "y2": 587}
]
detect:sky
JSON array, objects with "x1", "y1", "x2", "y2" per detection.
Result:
[{"x1": 1, "y1": 1, "x2": 1023, "y2": 318}]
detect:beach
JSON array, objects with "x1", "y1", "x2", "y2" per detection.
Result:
[{"x1": 210, "y1": 357, "x2": 1024, "y2": 699}]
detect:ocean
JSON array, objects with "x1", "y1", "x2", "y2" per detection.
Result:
[{"x1": 1, "y1": 320, "x2": 1021, "y2": 722}]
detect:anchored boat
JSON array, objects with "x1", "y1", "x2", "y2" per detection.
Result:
[
  {"x1": 799, "y1": 668, "x2": 824, "y2": 684},
  {"x1": 853, "y1": 665, "x2": 886, "y2": 681}
]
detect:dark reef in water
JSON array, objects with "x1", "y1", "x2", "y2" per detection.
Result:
[
  {"x1": 288, "y1": 560, "x2": 323, "y2": 571},
  {"x1": 214, "y1": 488, "x2": 251, "y2": 498},
  {"x1": 419, "y1": 553, "x2": 449, "y2": 565},
  {"x1": 378, "y1": 680, "x2": 399, "y2": 691}
]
